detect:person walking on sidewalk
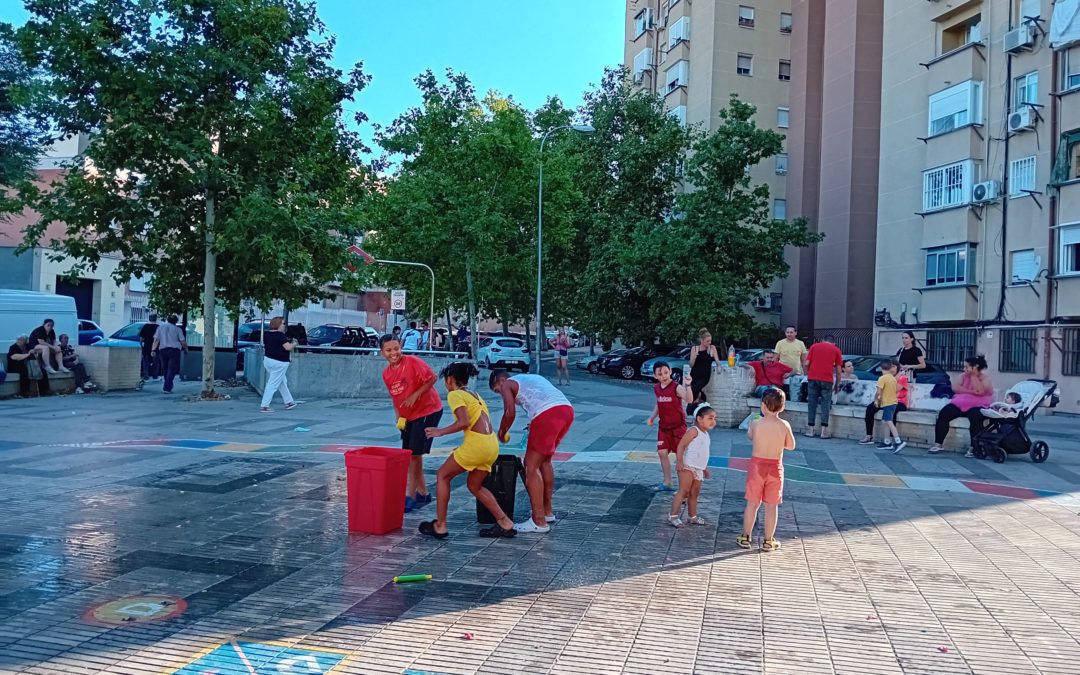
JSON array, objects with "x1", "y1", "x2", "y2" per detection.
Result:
[
  {"x1": 803, "y1": 335, "x2": 843, "y2": 438},
  {"x1": 150, "y1": 315, "x2": 187, "y2": 394},
  {"x1": 380, "y1": 334, "x2": 443, "y2": 512},
  {"x1": 491, "y1": 370, "x2": 574, "y2": 534},
  {"x1": 259, "y1": 317, "x2": 298, "y2": 413}
]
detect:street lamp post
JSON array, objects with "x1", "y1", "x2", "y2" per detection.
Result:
[
  {"x1": 349, "y1": 245, "x2": 436, "y2": 351},
  {"x1": 534, "y1": 123, "x2": 594, "y2": 374}
]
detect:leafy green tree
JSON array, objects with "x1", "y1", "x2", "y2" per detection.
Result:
[
  {"x1": 11, "y1": 0, "x2": 369, "y2": 395},
  {"x1": 365, "y1": 70, "x2": 581, "y2": 353},
  {"x1": 0, "y1": 23, "x2": 49, "y2": 216}
]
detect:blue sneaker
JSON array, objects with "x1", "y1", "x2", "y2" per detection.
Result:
[
  {"x1": 652, "y1": 482, "x2": 675, "y2": 492},
  {"x1": 415, "y1": 492, "x2": 432, "y2": 505},
  {"x1": 404, "y1": 496, "x2": 415, "y2": 513}
]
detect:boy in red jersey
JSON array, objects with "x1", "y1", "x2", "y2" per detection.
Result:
[
  {"x1": 646, "y1": 362, "x2": 693, "y2": 492},
  {"x1": 380, "y1": 334, "x2": 443, "y2": 513}
]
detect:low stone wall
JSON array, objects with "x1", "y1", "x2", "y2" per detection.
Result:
[
  {"x1": 0, "y1": 371, "x2": 76, "y2": 397},
  {"x1": 245, "y1": 347, "x2": 468, "y2": 399},
  {"x1": 701, "y1": 364, "x2": 756, "y2": 427},
  {"x1": 77, "y1": 345, "x2": 142, "y2": 392}
]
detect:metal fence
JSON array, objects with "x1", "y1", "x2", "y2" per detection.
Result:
[
  {"x1": 814, "y1": 328, "x2": 872, "y2": 356},
  {"x1": 998, "y1": 328, "x2": 1038, "y2": 373},
  {"x1": 926, "y1": 328, "x2": 978, "y2": 371}
]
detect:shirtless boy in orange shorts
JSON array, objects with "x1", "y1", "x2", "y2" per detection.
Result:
[{"x1": 737, "y1": 387, "x2": 796, "y2": 552}]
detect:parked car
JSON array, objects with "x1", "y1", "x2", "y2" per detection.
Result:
[
  {"x1": 735, "y1": 348, "x2": 766, "y2": 364},
  {"x1": 576, "y1": 353, "x2": 604, "y2": 374},
  {"x1": 603, "y1": 345, "x2": 678, "y2": 380},
  {"x1": 78, "y1": 319, "x2": 104, "y2": 345},
  {"x1": 92, "y1": 321, "x2": 146, "y2": 347},
  {"x1": 586, "y1": 348, "x2": 628, "y2": 374},
  {"x1": 476, "y1": 336, "x2": 531, "y2": 372},
  {"x1": 849, "y1": 354, "x2": 951, "y2": 385},
  {"x1": 642, "y1": 347, "x2": 692, "y2": 382}
]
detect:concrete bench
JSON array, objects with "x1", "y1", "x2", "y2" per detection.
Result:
[
  {"x1": 744, "y1": 397, "x2": 971, "y2": 451},
  {"x1": 0, "y1": 371, "x2": 76, "y2": 398}
]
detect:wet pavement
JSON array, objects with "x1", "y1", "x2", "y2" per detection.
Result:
[{"x1": 1, "y1": 371, "x2": 1080, "y2": 674}]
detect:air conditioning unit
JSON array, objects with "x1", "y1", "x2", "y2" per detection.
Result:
[
  {"x1": 1008, "y1": 107, "x2": 1035, "y2": 133},
  {"x1": 754, "y1": 296, "x2": 773, "y2": 310},
  {"x1": 972, "y1": 180, "x2": 1000, "y2": 204},
  {"x1": 1003, "y1": 25, "x2": 1035, "y2": 53}
]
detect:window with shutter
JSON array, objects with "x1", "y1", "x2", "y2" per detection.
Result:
[
  {"x1": 633, "y1": 48, "x2": 653, "y2": 78},
  {"x1": 668, "y1": 17, "x2": 690, "y2": 49},
  {"x1": 665, "y1": 59, "x2": 688, "y2": 91},
  {"x1": 928, "y1": 81, "x2": 982, "y2": 136},
  {"x1": 1060, "y1": 224, "x2": 1080, "y2": 275},
  {"x1": 777, "y1": 107, "x2": 789, "y2": 128},
  {"x1": 775, "y1": 153, "x2": 788, "y2": 174},
  {"x1": 1010, "y1": 249, "x2": 1040, "y2": 284},
  {"x1": 739, "y1": 6, "x2": 755, "y2": 28},
  {"x1": 737, "y1": 54, "x2": 752, "y2": 76},
  {"x1": 1013, "y1": 71, "x2": 1038, "y2": 111}
]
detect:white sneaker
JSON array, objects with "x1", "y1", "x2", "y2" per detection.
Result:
[
  {"x1": 515, "y1": 519, "x2": 551, "y2": 534},
  {"x1": 928, "y1": 445, "x2": 944, "y2": 454},
  {"x1": 59, "y1": 366, "x2": 71, "y2": 373},
  {"x1": 44, "y1": 366, "x2": 57, "y2": 374}
]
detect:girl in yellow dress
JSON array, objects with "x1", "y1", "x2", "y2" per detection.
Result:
[{"x1": 420, "y1": 363, "x2": 517, "y2": 539}]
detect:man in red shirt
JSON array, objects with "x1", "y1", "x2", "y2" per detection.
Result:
[
  {"x1": 804, "y1": 335, "x2": 843, "y2": 438},
  {"x1": 745, "y1": 350, "x2": 793, "y2": 398}
]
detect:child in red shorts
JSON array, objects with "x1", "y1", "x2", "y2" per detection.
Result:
[
  {"x1": 738, "y1": 387, "x2": 795, "y2": 552},
  {"x1": 646, "y1": 361, "x2": 693, "y2": 492}
]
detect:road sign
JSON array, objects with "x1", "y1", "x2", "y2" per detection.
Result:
[
  {"x1": 391, "y1": 289, "x2": 406, "y2": 311},
  {"x1": 172, "y1": 641, "x2": 347, "y2": 674}
]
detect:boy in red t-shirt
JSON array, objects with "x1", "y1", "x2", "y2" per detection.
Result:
[
  {"x1": 646, "y1": 362, "x2": 693, "y2": 492},
  {"x1": 381, "y1": 334, "x2": 444, "y2": 512},
  {"x1": 803, "y1": 335, "x2": 843, "y2": 438}
]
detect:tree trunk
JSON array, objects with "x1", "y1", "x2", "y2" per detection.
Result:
[
  {"x1": 201, "y1": 189, "x2": 217, "y2": 397},
  {"x1": 465, "y1": 258, "x2": 478, "y2": 359}
]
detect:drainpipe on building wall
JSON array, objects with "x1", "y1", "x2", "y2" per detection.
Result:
[
  {"x1": 1043, "y1": 47, "x2": 1060, "y2": 382},
  {"x1": 996, "y1": 11, "x2": 1015, "y2": 324}
]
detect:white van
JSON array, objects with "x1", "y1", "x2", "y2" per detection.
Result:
[{"x1": 0, "y1": 289, "x2": 79, "y2": 349}]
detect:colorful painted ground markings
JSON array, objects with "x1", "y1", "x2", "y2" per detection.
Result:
[
  {"x1": 82, "y1": 594, "x2": 186, "y2": 626},
  {"x1": 67, "y1": 439, "x2": 1065, "y2": 501},
  {"x1": 172, "y1": 640, "x2": 347, "y2": 674}
]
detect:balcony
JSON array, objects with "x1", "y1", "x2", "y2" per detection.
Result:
[
  {"x1": 918, "y1": 285, "x2": 979, "y2": 323},
  {"x1": 1056, "y1": 277, "x2": 1080, "y2": 317},
  {"x1": 924, "y1": 124, "x2": 984, "y2": 167},
  {"x1": 921, "y1": 208, "x2": 981, "y2": 250},
  {"x1": 1060, "y1": 180, "x2": 1080, "y2": 221},
  {"x1": 923, "y1": 43, "x2": 986, "y2": 97}
]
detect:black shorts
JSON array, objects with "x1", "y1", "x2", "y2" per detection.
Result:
[{"x1": 401, "y1": 410, "x2": 443, "y2": 456}]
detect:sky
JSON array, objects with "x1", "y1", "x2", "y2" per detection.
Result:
[{"x1": 0, "y1": 0, "x2": 626, "y2": 150}]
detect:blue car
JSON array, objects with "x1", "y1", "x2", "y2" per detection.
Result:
[
  {"x1": 78, "y1": 319, "x2": 105, "y2": 345},
  {"x1": 92, "y1": 321, "x2": 146, "y2": 348}
]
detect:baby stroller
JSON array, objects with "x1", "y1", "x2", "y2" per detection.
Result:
[{"x1": 971, "y1": 380, "x2": 1059, "y2": 464}]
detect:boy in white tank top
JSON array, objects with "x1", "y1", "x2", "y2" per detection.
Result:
[{"x1": 490, "y1": 370, "x2": 574, "y2": 533}]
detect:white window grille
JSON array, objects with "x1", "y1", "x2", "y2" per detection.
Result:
[
  {"x1": 928, "y1": 80, "x2": 982, "y2": 136},
  {"x1": 1014, "y1": 71, "x2": 1038, "y2": 111},
  {"x1": 1009, "y1": 156, "x2": 1037, "y2": 196},
  {"x1": 665, "y1": 59, "x2": 689, "y2": 92},
  {"x1": 634, "y1": 8, "x2": 652, "y2": 37},
  {"x1": 739, "y1": 5, "x2": 755, "y2": 28},
  {"x1": 1010, "y1": 249, "x2": 1040, "y2": 284},
  {"x1": 775, "y1": 153, "x2": 788, "y2": 175},
  {"x1": 777, "y1": 107, "x2": 790, "y2": 128},
  {"x1": 925, "y1": 244, "x2": 975, "y2": 287},
  {"x1": 922, "y1": 160, "x2": 974, "y2": 211},
  {"x1": 668, "y1": 16, "x2": 690, "y2": 49},
  {"x1": 1061, "y1": 224, "x2": 1080, "y2": 275},
  {"x1": 773, "y1": 199, "x2": 787, "y2": 220},
  {"x1": 737, "y1": 53, "x2": 753, "y2": 76},
  {"x1": 633, "y1": 48, "x2": 653, "y2": 79}
]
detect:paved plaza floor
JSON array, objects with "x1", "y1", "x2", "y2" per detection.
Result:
[{"x1": 1, "y1": 368, "x2": 1080, "y2": 674}]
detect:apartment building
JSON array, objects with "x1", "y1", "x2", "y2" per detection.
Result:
[
  {"x1": 875, "y1": 0, "x2": 1080, "y2": 411},
  {"x1": 624, "y1": 0, "x2": 793, "y2": 322}
]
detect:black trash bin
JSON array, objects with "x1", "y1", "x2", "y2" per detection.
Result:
[{"x1": 477, "y1": 454, "x2": 523, "y2": 524}]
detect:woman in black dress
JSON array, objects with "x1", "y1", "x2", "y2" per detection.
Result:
[
  {"x1": 896, "y1": 331, "x2": 927, "y2": 382},
  {"x1": 687, "y1": 328, "x2": 719, "y2": 413}
]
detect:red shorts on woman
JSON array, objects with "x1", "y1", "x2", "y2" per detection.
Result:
[
  {"x1": 745, "y1": 456, "x2": 784, "y2": 504},
  {"x1": 526, "y1": 405, "x2": 574, "y2": 456}
]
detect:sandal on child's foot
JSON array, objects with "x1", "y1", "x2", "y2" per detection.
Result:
[
  {"x1": 515, "y1": 519, "x2": 550, "y2": 534},
  {"x1": 736, "y1": 534, "x2": 752, "y2": 549},
  {"x1": 761, "y1": 538, "x2": 781, "y2": 552},
  {"x1": 668, "y1": 515, "x2": 684, "y2": 528},
  {"x1": 687, "y1": 515, "x2": 706, "y2": 525},
  {"x1": 478, "y1": 523, "x2": 517, "y2": 538},
  {"x1": 418, "y1": 521, "x2": 448, "y2": 539}
]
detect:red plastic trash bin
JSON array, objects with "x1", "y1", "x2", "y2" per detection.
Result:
[{"x1": 344, "y1": 446, "x2": 412, "y2": 534}]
